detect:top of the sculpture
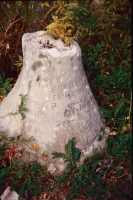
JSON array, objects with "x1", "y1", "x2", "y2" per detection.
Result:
[
  {"x1": 0, "y1": 31, "x2": 109, "y2": 171},
  {"x1": 22, "y1": 31, "x2": 80, "y2": 57}
]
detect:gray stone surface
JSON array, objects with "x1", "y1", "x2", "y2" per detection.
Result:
[
  {"x1": 1, "y1": 187, "x2": 18, "y2": 200},
  {"x1": 0, "y1": 31, "x2": 110, "y2": 171}
]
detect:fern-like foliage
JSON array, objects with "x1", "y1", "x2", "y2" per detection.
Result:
[
  {"x1": 52, "y1": 138, "x2": 81, "y2": 171},
  {"x1": 7, "y1": 94, "x2": 28, "y2": 120},
  {"x1": 18, "y1": 94, "x2": 28, "y2": 119},
  {"x1": 0, "y1": 73, "x2": 13, "y2": 96},
  {"x1": 42, "y1": 0, "x2": 90, "y2": 46},
  {"x1": 44, "y1": 16, "x2": 74, "y2": 46},
  {"x1": 114, "y1": 98, "x2": 129, "y2": 119}
]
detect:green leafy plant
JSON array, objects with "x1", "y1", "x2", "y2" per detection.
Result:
[
  {"x1": 105, "y1": 132, "x2": 132, "y2": 165},
  {"x1": 50, "y1": 134, "x2": 132, "y2": 199},
  {"x1": 0, "y1": 158, "x2": 48, "y2": 198},
  {"x1": 44, "y1": 15, "x2": 74, "y2": 45},
  {"x1": 79, "y1": 0, "x2": 131, "y2": 133},
  {"x1": 14, "y1": 56, "x2": 23, "y2": 71},
  {"x1": 0, "y1": 134, "x2": 48, "y2": 198},
  {"x1": 0, "y1": 73, "x2": 13, "y2": 96},
  {"x1": 10, "y1": 159, "x2": 47, "y2": 198},
  {"x1": 52, "y1": 138, "x2": 81, "y2": 171},
  {"x1": 7, "y1": 94, "x2": 28, "y2": 120},
  {"x1": 0, "y1": 133, "x2": 132, "y2": 199},
  {"x1": 43, "y1": 0, "x2": 92, "y2": 45},
  {"x1": 17, "y1": 94, "x2": 28, "y2": 119}
]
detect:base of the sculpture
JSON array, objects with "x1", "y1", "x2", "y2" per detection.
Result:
[{"x1": 18, "y1": 128, "x2": 110, "y2": 173}]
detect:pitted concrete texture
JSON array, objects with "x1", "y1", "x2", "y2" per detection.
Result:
[{"x1": 0, "y1": 31, "x2": 110, "y2": 171}]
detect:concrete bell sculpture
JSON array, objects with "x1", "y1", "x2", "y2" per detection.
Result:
[{"x1": 0, "y1": 31, "x2": 110, "y2": 171}]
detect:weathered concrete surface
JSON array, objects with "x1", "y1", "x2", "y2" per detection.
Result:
[
  {"x1": 0, "y1": 31, "x2": 110, "y2": 171},
  {"x1": 1, "y1": 187, "x2": 18, "y2": 200}
]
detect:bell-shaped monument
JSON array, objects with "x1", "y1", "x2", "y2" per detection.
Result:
[{"x1": 0, "y1": 31, "x2": 110, "y2": 171}]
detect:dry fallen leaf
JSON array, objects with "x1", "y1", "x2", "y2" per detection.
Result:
[
  {"x1": 43, "y1": 193, "x2": 47, "y2": 199},
  {"x1": 96, "y1": 167, "x2": 102, "y2": 172},
  {"x1": 41, "y1": 153, "x2": 49, "y2": 160},
  {"x1": 122, "y1": 126, "x2": 128, "y2": 133},
  {"x1": 109, "y1": 104, "x2": 113, "y2": 107},
  {"x1": 0, "y1": 95, "x2": 4, "y2": 103},
  {"x1": 5, "y1": 42, "x2": 10, "y2": 49},
  {"x1": 14, "y1": 152, "x2": 22, "y2": 158},
  {"x1": 124, "y1": 116, "x2": 130, "y2": 120},
  {"x1": 31, "y1": 143, "x2": 39, "y2": 151},
  {"x1": 126, "y1": 123, "x2": 132, "y2": 130},
  {"x1": 50, "y1": 167, "x2": 57, "y2": 174},
  {"x1": 43, "y1": 192, "x2": 50, "y2": 200},
  {"x1": 109, "y1": 131, "x2": 117, "y2": 136}
]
